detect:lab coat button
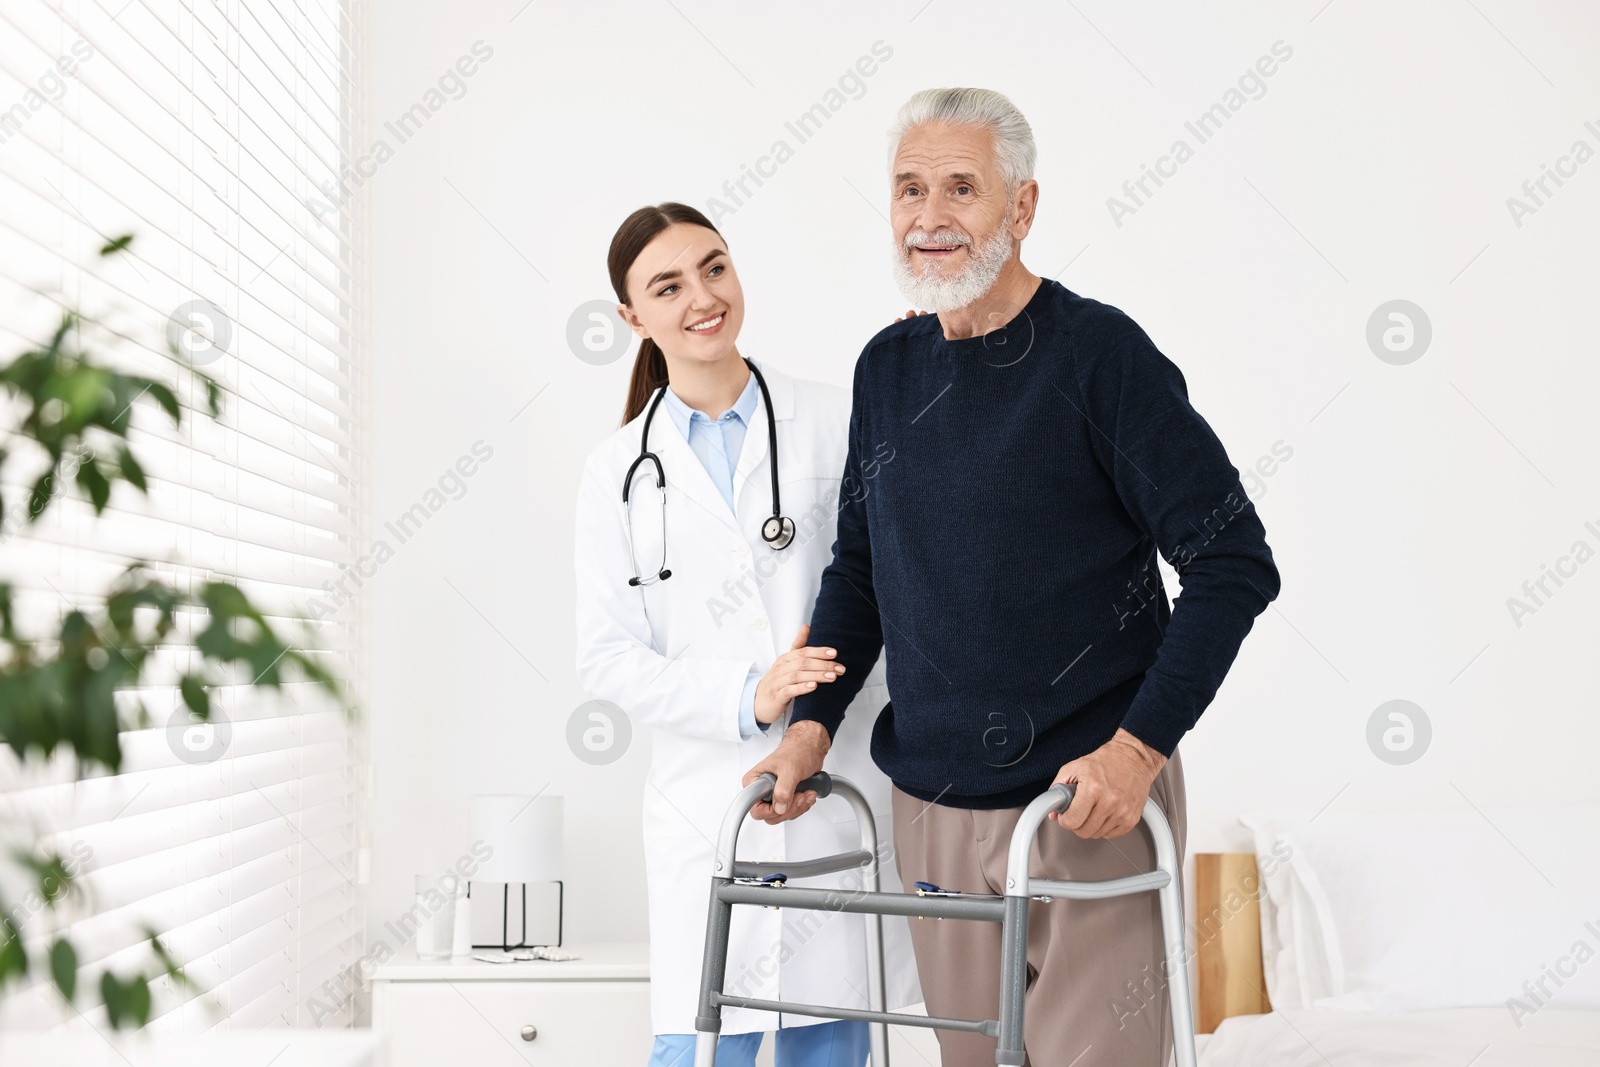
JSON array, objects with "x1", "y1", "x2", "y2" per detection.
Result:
[
  {"x1": 753, "y1": 616, "x2": 768, "y2": 631},
  {"x1": 736, "y1": 543, "x2": 750, "y2": 558}
]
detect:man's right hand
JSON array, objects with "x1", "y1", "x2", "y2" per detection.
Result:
[{"x1": 742, "y1": 719, "x2": 831, "y2": 824}]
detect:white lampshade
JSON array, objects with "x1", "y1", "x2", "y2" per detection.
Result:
[{"x1": 470, "y1": 794, "x2": 563, "y2": 883}]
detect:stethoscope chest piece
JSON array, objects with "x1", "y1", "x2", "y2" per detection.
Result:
[{"x1": 762, "y1": 515, "x2": 796, "y2": 550}]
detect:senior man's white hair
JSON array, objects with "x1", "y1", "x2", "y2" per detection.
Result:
[{"x1": 887, "y1": 87, "x2": 1036, "y2": 193}]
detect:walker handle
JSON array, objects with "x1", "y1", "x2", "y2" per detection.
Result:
[
  {"x1": 757, "y1": 771, "x2": 833, "y2": 805},
  {"x1": 1048, "y1": 782, "x2": 1078, "y2": 813}
]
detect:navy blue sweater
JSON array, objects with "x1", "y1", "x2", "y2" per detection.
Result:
[{"x1": 790, "y1": 278, "x2": 1281, "y2": 809}]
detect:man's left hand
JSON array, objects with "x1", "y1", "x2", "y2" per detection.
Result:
[{"x1": 1049, "y1": 728, "x2": 1167, "y2": 839}]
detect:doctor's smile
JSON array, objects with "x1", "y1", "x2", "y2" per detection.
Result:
[{"x1": 686, "y1": 313, "x2": 726, "y2": 334}]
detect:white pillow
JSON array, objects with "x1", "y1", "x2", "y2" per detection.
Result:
[
  {"x1": 1238, "y1": 813, "x2": 1339, "y2": 1009},
  {"x1": 1239, "y1": 805, "x2": 1600, "y2": 1014}
]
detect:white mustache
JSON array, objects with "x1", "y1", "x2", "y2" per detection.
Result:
[{"x1": 903, "y1": 230, "x2": 971, "y2": 249}]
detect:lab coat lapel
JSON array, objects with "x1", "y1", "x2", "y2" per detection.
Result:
[
  {"x1": 733, "y1": 361, "x2": 793, "y2": 514},
  {"x1": 654, "y1": 410, "x2": 742, "y2": 535}
]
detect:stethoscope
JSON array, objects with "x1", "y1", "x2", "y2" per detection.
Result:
[{"x1": 623, "y1": 357, "x2": 794, "y2": 587}]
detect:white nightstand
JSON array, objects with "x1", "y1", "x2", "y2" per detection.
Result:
[{"x1": 370, "y1": 942, "x2": 652, "y2": 1065}]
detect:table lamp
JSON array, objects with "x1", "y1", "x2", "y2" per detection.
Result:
[{"x1": 468, "y1": 793, "x2": 564, "y2": 949}]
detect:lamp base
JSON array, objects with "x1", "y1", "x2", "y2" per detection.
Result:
[{"x1": 469, "y1": 880, "x2": 563, "y2": 950}]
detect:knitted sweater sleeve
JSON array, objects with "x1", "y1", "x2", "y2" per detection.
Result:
[
  {"x1": 788, "y1": 355, "x2": 885, "y2": 739},
  {"x1": 1070, "y1": 308, "x2": 1282, "y2": 756}
]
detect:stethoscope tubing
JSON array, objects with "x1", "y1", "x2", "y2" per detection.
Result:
[{"x1": 623, "y1": 357, "x2": 792, "y2": 586}]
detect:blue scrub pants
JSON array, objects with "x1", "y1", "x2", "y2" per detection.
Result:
[{"x1": 646, "y1": 1020, "x2": 868, "y2": 1066}]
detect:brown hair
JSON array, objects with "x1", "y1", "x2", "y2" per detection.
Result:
[{"x1": 608, "y1": 202, "x2": 726, "y2": 425}]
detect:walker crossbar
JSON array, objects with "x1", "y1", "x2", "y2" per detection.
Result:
[
  {"x1": 719, "y1": 880, "x2": 1008, "y2": 920},
  {"x1": 731, "y1": 852, "x2": 874, "y2": 880},
  {"x1": 711, "y1": 994, "x2": 1000, "y2": 1037},
  {"x1": 1027, "y1": 870, "x2": 1172, "y2": 900},
  {"x1": 692, "y1": 773, "x2": 1199, "y2": 1067}
]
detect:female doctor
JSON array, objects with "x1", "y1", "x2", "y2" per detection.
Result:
[{"x1": 573, "y1": 202, "x2": 919, "y2": 1066}]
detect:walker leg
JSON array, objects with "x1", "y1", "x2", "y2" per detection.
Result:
[
  {"x1": 864, "y1": 911, "x2": 890, "y2": 1067},
  {"x1": 994, "y1": 894, "x2": 1030, "y2": 1067},
  {"x1": 1159, "y1": 870, "x2": 1199, "y2": 1067},
  {"x1": 693, "y1": 876, "x2": 734, "y2": 1067},
  {"x1": 843, "y1": 781, "x2": 890, "y2": 1066},
  {"x1": 861, "y1": 846, "x2": 890, "y2": 1067}
]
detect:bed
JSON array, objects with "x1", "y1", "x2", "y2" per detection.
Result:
[
  {"x1": 1190, "y1": 805, "x2": 1600, "y2": 1065},
  {"x1": 1198, "y1": 1003, "x2": 1600, "y2": 1065}
]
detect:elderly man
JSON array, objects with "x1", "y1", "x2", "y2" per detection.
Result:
[{"x1": 743, "y1": 87, "x2": 1281, "y2": 1066}]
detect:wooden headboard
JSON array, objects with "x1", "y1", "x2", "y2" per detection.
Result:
[{"x1": 1193, "y1": 853, "x2": 1273, "y2": 1033}]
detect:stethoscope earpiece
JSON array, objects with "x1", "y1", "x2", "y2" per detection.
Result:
[{"x1": 622, "y1": 358, "x2": 790, "y2": 586}]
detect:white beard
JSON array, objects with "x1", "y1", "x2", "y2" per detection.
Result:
[{"x1": 892, "y1": 210, "x2": 1014, "y2": 313}]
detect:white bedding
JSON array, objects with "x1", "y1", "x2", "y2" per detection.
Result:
[{"x1": 1197, "y1": 1006, "x2": 1600, "y2": 1066}]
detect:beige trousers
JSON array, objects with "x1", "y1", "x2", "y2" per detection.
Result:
[{"x1": 889, "y1": 749, "x2": 1187, "y2": 1067}]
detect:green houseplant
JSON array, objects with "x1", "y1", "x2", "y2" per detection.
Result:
[{"x1": 0, "y1": 235, "x2": 355, "y2": 1028}]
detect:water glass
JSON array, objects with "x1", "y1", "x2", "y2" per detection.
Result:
[{"x1": 414, "y1": 874, "x2": 455, "y2": 961}]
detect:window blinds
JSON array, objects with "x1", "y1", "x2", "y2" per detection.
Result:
[{"x1": 0, "y1": 0, "x2": 368, "y2": 1031}]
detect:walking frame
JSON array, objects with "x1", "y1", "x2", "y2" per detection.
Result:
[{"x1": 692, "y1": 772, "x2": 1199, "y2": 1067}]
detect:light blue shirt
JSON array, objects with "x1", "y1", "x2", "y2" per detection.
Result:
[
  {"x1": 660, "y1": 369, "x2": 759, "y2": 515},
  {"x1": 660, "y1": 367, "x2": 768, "y2": 739}
]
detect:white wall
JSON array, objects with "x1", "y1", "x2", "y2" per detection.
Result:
[{"x1": 364, "y1": 0, "x2": 1600, "y2": 975}]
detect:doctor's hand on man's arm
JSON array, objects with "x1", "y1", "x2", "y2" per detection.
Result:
[
  {"x1": 1049, "y1": 728, "x2": 1167, "y2": 840},
  {"x1": 754, "y1": 624, "x2": 846, "y2": 725}
]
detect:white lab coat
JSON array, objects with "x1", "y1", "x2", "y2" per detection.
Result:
[{"x1": 574, "y1": 360, "x2": 921, "y2": 1036}]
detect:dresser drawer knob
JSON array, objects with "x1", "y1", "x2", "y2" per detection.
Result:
[{"x1": 521, "y1": 1025, "x2": 538, "y2": 1042}]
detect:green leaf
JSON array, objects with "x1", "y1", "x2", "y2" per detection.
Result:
[
  {"x1": 0, "y1": 917, "x2": 28, "y2": 984},
  {"x1": 105, "y1": 379, "x2": 136, "y2": 434},
  {"x1": 83, "y1": 679, "x2": 122, "y2": 772},
  {"x1": 124, "y1": 974, "x2": 151, "y2": 1026},
  {"x1": 180, "y1": 674, "x2": 209, "y2": 718},
  {"x1": 0, "y1": 582, "x2": 15, "y2": 639},
  {"x1": 76, "y1": 460, "x2": 111, "y2": 512},
  {"x1": 116, "y1": 446, "x2": 147, "y2": 492},
  {"x1": 201, "y1": 582, "x2": 251, "y2": 618},
  {"x1": 99, "y1": 234, "x2": 133, "y2": 256},
  {"x1": 49, "y1": 938, "x2": 77, "y2": 1002},
  {"x1": 13, "y1": 851, "x2": 74, "y2": 906},
  {"x1": 97, "y1": 968, "x2": 155, "y2": 1028},
  {"x1": 144, "y1": 381, "x2": 181, "y2": 424},
  {"x1": 28, "y1": 469, "x2": 57, "y2": 520},
  {"x1": 248, "y1": 641, "x2": 285, "y2": 684},
  {"x1": 62, "y1": 366, "x2": 110, "y2": 426},
  {"x1": 100, "y1": 972, "x2": 124, "y2": 1026}
]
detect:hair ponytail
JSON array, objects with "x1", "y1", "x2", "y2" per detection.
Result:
[
  {"x1": 621, "y1": 337, "x2": 668, "y2": 425},
  {"x1": 607, "y1": 202, "x2": 725, "y2": 425}
]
